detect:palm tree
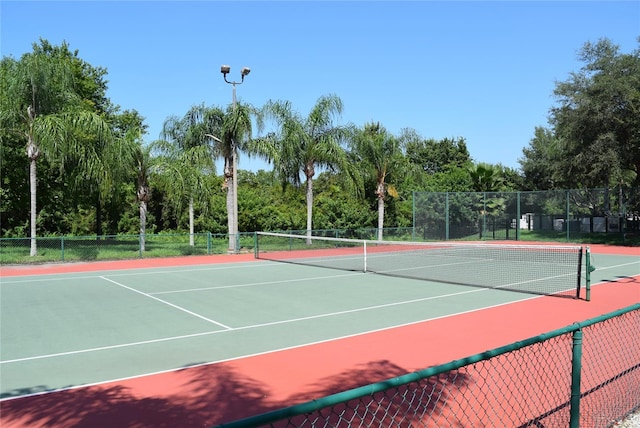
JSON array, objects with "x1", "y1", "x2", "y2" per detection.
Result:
[
  {"x1": 468, "y1": 162, "x2": 505, "y2": 193},
  {"x1": 468, "y1": 163, "x2": 505, "y2": 239},
  {"x1": 158, "y1": 105, "x2": 220, "y2": 246},
  {"x1": 132, "y1": 137, "x2": 152, "y2": 252},
  {"x1": 263, "y1": 95, "x2": 350, "y2": 242},
  {"x1": 215, "y1": 102, "x2": 262, "y2": 253},
  {"x1": 0, "y1": 42, "x2": 112, "y2": 256},
  {"x1": 100, "y1": 109, "x2": 149, "y2": 236},
  {"x1": 350, "y1": 122, "x2": 403, "y2": 241},
  {"x1": 109, "y1": 126, "x2": 159, "y2": 253}
]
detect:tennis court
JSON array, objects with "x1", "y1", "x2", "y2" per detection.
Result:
[{"x1": 0, "y1": 240, "x2": 638, "y2": 427}]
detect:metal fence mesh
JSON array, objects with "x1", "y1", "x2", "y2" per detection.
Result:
[
  {"x1": 216, "y1": 304, "x2": 640, "y2": 428},
  {"x1": 579, "y1": 310, "x2": 640, "y2": 427},
  {"x1": 413, "y1": 187, "x2": 640, "y2": 242},
  {"x1": 0, "y1": 233, "x2": 260, "y2": 264}
]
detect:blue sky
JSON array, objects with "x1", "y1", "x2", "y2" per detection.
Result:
[{"x1": 2, "y1": 1, "x2": 639, "y2": 172}]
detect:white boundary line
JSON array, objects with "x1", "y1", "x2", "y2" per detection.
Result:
[{"x1": 99, "y1": 276, "x2": 232, "y2": 330}]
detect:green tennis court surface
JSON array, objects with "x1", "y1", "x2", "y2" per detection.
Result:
[{"x1": 1, "y1": 250, "x2": 637, "y2": 400}]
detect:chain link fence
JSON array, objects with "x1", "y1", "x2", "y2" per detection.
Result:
[
  {"x1": 216, "y1": 304, "x2": 640, "y2": 428},
  {"x1": 1, "y1": 230, "x2": 422, "y2": 265},
  {"x1": 282, "y1": 228, "x2": 417, "y2": 240},
  {"x1": 3, "y1": 186, "x2": 639, "y2": 265},
  {"x1": 0, "y1": 233, "x2": 259, "y2": 264},
  {"x1": 413, "y1": 187, "x2": 640, "y2": 244}
]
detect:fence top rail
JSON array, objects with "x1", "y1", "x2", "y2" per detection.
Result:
[{"x1": 413, "y1": 186, "x2": 638, "y2": 195}]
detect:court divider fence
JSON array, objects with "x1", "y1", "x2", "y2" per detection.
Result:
[
  {"x1": 215, "y1": 303, "x2": 640, "y2": 428},
  {"x1": 2, "y1": 187, "x2": 639, "y2": 264},
  {"x1": 2, "y1": 225, "x2": 636, "y2": 266},
  {"x1": 0, "y1": 232, "x2": 258, "y2": 264},
  {"x1": 413, "y1": 187, "x2": 640, "y2": 244}
]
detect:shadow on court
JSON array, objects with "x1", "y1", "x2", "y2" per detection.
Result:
[
  {"x1": 2, "y1": 384, "x2": 206, "y2": 428},
  {"x1": 0, "y1": 359, "x2": 471, "y2": 427}
]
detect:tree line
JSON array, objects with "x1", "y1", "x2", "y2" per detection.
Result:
[{"x1": 1, "y1": 38, "x2": 638, "y2": 255}]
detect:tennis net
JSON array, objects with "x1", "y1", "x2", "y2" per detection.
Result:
[{"x1": 255, "y1": 232, "x2": 587, "y2": 298}]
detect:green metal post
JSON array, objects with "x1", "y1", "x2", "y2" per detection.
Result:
[
  {"x1": 566, "y1": 190, "x2": 570, "y2": 242},
  {"x1": 621, "y1": 186, "x2": 627, "y2": 244},
  {"x1": 61, "y1": 236, "x2": 65, "y2": 262},
  {"x1": 586, "y1": 247, "x2": 594, "y2": 302},
  {"x1": 412, "y1": 191, "x2": 416, "y2": 241},
  {"x1": 569, "y1": 329, "x2": 583, "y2": 428},
  {"x1": 516, "y1": 191, "x2": 521, "y2": 241},
  {"x1": 253, "y1": 232, "x2": 258, "y2": 258},
  {"x1": 482, "y1": 192, "x2": 487, "y2": 240},
  {"x1": 445, "y1": 192, "x2": 450, "y2": 241},
  {"x1": 207, "y1": 232, "x2": 212, "y2": 255}
]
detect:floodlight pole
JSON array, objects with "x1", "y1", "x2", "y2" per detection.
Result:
[{"x1": 221, "y1": 65, "x2": 250, "y2": 253}]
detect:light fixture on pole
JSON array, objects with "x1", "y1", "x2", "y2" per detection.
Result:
[{"x1": 220, "y1": 65, "x2": 250, "y2": 253}]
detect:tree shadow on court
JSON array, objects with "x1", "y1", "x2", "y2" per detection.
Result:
[
  {"x1": 287, "y1": 359, "x2": 472, "y2": 426},
  {"x1": 0, "y1": 384, "x2": 205, "y2": 428},
  {"x1": 183, "y1": 359, "x2": 472, "y2": 425},
  {"x1": 175, "y1": 362, "x2": 278, "y2": 426},
  {"x1": 1, "y1": 360, "x2": 472, "y2": 427},
  {"x1": 0, "y1": 364, "x2": 276, "y2": 428}
]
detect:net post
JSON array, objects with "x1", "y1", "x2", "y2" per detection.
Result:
[
  {"x1": 576, "y1": 247, "x2": 583, "y2": 299},
  {"x1": 585, "y1": 246, "x2": 594, "y2": 302},
  {"x1": 253, "y1": 232, "x2": 258, "y2": 259}
]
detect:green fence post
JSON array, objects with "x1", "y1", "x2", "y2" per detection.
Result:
[
  {"x1": 412, "y1": 191, "x2": 416, "y2": 241},
  {"x1": 61, "y1": 236, "x2": 65, "y2": 262},
  {"x1": 566, "y1": 190, "x2": 570, "y2": 242},
  {"x1": 618, "y1": 184, "x2": 627, "y2": 245},
  {"x1": 569, "y1": 329, "x2": 583, "y2": 428},
  {"x1": 445, "y1": 192, "x2": 450, "y2": 241},
  {"x1": 482, "y1": 192, "x2": 487, "y2": 240},
  {"x1": 207, "y1": 232, "x2": 212, "y2": 255},
  {"x1": 516, "y1": 191, "x2": 521, "y2": 241}
]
